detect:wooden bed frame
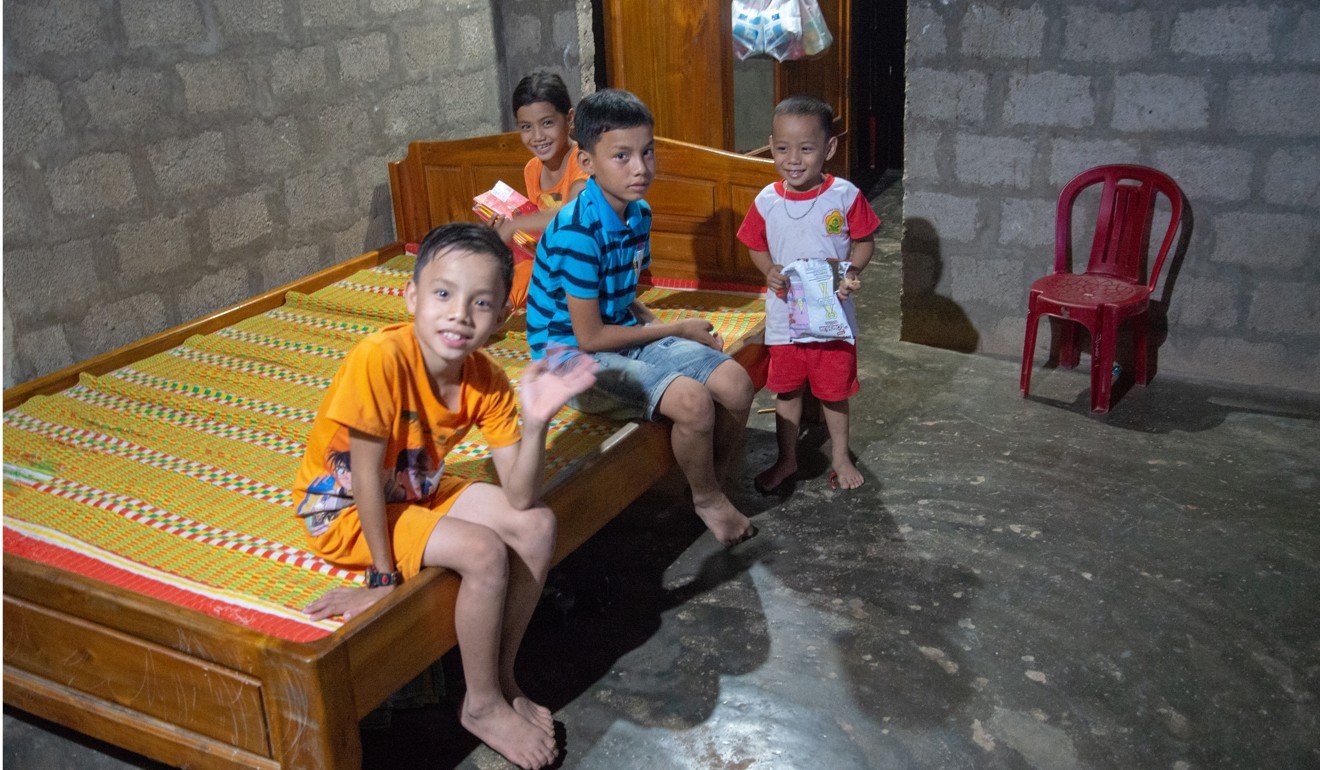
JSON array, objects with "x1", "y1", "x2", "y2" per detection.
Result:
[{"x1": 3, "y1": 133, "x2": 777, "y2": 768}]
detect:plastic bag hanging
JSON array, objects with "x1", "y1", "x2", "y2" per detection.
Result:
[
  {"x1": 732, "y1": 0, "x2": 832, "y2": 62},
  {"x1": 732, "y1": 0, "x2": 776, "y2": 61},
  {"x1": 797, "y1": 0, "x2": 833, "y2": 57},
  {"x1": 760, "y1": 2, "x2": 802, "y2": 61},
  {"x1": 733, "y1": 0, "x2": 803, "y2": 61}
]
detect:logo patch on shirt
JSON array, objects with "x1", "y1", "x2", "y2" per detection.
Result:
[{"x1": 823, "y1": 209, "x2": 845, "y2": 236}]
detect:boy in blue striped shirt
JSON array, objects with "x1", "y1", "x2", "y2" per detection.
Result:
[{"x1": 525, "y1": 89, "x2": 758, "y2": 547}]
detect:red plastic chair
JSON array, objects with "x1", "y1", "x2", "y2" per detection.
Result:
[{"x1": 1020, "y1": 165, "x2": 1185, "y2": 413}]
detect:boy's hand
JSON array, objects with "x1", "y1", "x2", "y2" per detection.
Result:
[
  {"x1": 765, "y1": 264, "x2": 787, "y2": 296},
  {"x1": 677, "y1": 318, "x2": 725, "y2": 351},
  {"x1": 488, "y1": 215, "x2": 517, "y2": 243},
  {"x1": 837, "y1": 270, "x2": 862, "y2": 300},
  {"x1": 519, "y1": 351, "x2": 599, "y2": 425},
  {"x1": 305, "y1": 585, "x2": 394, "y2": 622}
]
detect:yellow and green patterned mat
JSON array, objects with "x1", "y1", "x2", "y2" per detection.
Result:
[{"x1": 3, "y1": 254, "x2": 764, "y2": 641}]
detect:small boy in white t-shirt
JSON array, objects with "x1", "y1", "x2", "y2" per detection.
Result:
[{"x1": 737, "y1": 95, "x2": 880, "y2": 492}]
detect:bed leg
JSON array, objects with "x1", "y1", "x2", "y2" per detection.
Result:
[{"x1": 264, "y1": 645, "x2": 361, "y2": 770}]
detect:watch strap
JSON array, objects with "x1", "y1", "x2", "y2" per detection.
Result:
[{"x1": 365, "y1": 566, "x2": 403, "y2": 588}]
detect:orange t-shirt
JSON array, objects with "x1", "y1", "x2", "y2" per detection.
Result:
[
  {"x1": 513, "y1": 145, "x2": 589, "y2": 310},
  {"x1": 293, "y1": 323, "x2": 521, "y2": 536},
  {"x1": 522, "y1": 143, "x2": 590, "y2": 212}
]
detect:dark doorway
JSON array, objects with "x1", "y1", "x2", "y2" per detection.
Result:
[{"x1": 851, "y1": 1, "x2": 906, "y2": 190}]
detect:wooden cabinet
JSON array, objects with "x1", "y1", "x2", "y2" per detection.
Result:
[
  {"x1": 601, "y1": 0, "x2": 735, "y2": 151},
  {"x1": 602, "y1": 0, "x2": 853, "y2": 171}
]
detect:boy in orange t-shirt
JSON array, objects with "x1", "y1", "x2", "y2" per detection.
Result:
[
  {"x1": 490, "y1": 71, "x2": 591, "y2": 308},
  {"x1": 294, "y1": 223, "x2": 596, "y2": 770}
]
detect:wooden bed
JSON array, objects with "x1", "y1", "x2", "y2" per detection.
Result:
[{"x1": 2, "y1": 133, "x2": 777, "y2": 769}]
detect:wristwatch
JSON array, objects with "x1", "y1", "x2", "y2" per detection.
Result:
[{"x1": 365, "y1": 566, "x2": 403, "y2": 588}]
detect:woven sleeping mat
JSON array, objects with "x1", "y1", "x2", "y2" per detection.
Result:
[{"x1": 3, "y1": 253, "x2": 765, "y2": 642}]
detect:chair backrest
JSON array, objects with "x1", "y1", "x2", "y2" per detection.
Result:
[{"x1": 1054, "y1": 164, "x2": 1185, "y2": 291}]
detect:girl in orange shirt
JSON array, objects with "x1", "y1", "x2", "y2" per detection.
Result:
[{"x1": 492, "y1": 71, "x2": 591, "y2": 307}]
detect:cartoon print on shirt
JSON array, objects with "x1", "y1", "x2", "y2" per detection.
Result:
[{"x1": 385, "y1": 447, "x2": 442, "y2": 502}]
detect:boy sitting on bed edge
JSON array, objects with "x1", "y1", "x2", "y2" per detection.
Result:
[
  {"x1": 293, "y1": 222, "x2": 597, "y2": 769},
  {"x1": 524, "y1": 88, "x2": 759, "y2": 548}
]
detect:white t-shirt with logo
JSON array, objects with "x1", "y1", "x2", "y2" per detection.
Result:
[{"x1": 737, "y1": 175, "x2": 881, "y2": 346}]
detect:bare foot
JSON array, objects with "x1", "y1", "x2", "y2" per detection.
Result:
[
  {"x1": 693, "y1": 494, "x2": 757, "y2": 547},
  {"x1": 830, "y1": 459, "x2": 864, "y2": 490},
  {"x1": 461, "y1": 695, "x2": 558, "y2": 769},
  {"x1": 510, "y1": 692, "x2": 554, "y2": 737},
  {"x1": 753, "y1": 461, "x2": 797, "y2": 496}
]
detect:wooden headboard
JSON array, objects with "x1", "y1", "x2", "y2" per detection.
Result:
[{"x1": 388, "y1": 132, "x2": 779, "y2": 287}]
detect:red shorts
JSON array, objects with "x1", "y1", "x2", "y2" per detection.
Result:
[{"x1": 766, "y1": 341, "x2": 859, "y2": 402}]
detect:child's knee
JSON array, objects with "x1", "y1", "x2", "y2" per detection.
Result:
[
  {"x1": 519, "y1": 505, "x2": 557, "y2": 551},
  {"x1": 660, "y1": 377, "x2": 715, "y2": 425},
  {"x1": 463, "y1": 527, "x2": 509, "y2": 582},
  {"x1": 712, "y1": 367, "x2": 755, "y2": 412}
]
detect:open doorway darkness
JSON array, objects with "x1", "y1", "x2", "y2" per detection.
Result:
[
  {"x1": 591, "y1": 0, "x2": 607, "y2": 90},
  {"x1": 851, "y1": 1, "x2": 906, "y2": 191}
]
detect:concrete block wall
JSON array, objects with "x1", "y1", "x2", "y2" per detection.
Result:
[
  {"x1": 3, "y1": 0, "x2": 506, "y2": 387},
  {"x1": 491, "y1": 0, "x2": 594, "y2": 128},
  {"x1": 902, "y1": 0, "x2": 1320, "y2": 393}
]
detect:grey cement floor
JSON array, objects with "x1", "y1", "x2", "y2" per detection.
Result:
[{"x1": 7, "y1": 178, "x2": 1320, "y2": 769}]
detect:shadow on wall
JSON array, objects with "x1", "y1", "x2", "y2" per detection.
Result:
[
  {"x1": 364, "y1": 182, "x2": 398, "y2": 253},
  {"x1": 1143, "y1": 201, "x2": 1195, "y2": 384},
  {"x1": 899, "y1": 217, "x2": 978, "y2": 353}
]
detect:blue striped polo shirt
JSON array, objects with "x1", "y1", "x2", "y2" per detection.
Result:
[{"x1": 525, "y1": 176, "x2": 652, "y2": 358}]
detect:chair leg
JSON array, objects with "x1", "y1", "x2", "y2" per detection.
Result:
[
  {"x1": 1090, "y1": 316, "x2": 1118, "y2": 414},
  {"x1": 1058, "y1": 320, "x2": 1081, "y2": 369},
  {"x1": 1133, "y1": 312, "x2": 1150, "y2": 385},
  {"x1": 1021, "y1": 308, "x2": 1041, "y2": 397}
]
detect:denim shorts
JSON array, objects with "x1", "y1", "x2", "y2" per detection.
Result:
[{"x1": 569, "y1": 335, "x2": 732, "y2": 421}]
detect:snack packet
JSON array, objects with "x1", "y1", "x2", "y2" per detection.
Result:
[
  {"x1": 473, "y1": 181, "x2": 539, "y2": 222},
  {"x1": 782, "y1": 259, "x2": 854, "y2": 343},
  {"x1": 474, "y1": 182, "x2": 542, "y2": 262}
]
